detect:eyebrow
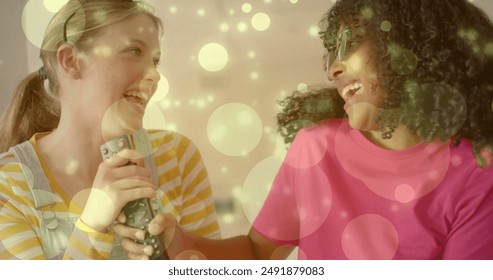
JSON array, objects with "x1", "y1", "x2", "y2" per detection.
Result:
[{"x1": 127, "y1": 38, "x2": 161, "y2": 57}]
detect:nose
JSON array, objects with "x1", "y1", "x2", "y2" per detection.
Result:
[
  {"x1": 143, "y1": 63, "x2": 161, "y2": 84},
  {"x1": 327, "y1": 58, "x2": 344, "y2": 81}
]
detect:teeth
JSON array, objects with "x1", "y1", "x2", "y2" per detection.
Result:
[
  {"x1": 341, "y1": 82, "x2": 363, "y2": 100},
  {"x1": 124, "y1": 90, "x2": 150, "y2": 104}
]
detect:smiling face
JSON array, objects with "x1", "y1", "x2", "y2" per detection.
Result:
[
  {"x1": 327, "y1": 34, "x2": 385, "y2": 132},
  {"x1": 73, "y1": 13, "x2": 161, "y2": 141}
]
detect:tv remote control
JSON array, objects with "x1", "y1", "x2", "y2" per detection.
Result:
[{"x1": 101, "y1": 135, "x2": 166, "y2": 260}]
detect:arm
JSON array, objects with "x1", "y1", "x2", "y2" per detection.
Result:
[
  {"x1": 442, "y1": 167, "x2": 493, "y2": 259},
  {"x1": 114, "y1": 213, "x2": 295, "y2": 260},
  {"x1": 0, "y1": 151, "x2": 155, "y2": 259}
]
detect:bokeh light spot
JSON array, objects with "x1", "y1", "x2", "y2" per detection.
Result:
[
  {"x1": 289, "y1": 0, "x2": 299, "y2": 4},
  {"x1": 207, "y1": 103, "x2": 262, "y2": 156},
  {"x1": 241, "y1": 156, "x2": 284, "y2": 224},
  {"x1": 198, "y1": 43, "x2": 229, "y2": 72},
  {"x1": 197, "y1": 9, "x2": 206, "y2": 17},
  {"x1": 388, "y1": 44, "x2": 418, "y2": 75},
  {"x1": 220, "y1": 23, "x2": 230, "y2": 32},
  {"x1": 308, "y1": 26, "x2": 319, "y2": 37},
  {"x1": 484, "y1": 42, "x2": 493, "y2": 56},
  {"x1": 380, "y1": 20, "x2": 392, "y2": 32},
  {"x1": 360, "y1": 6, "x2": 375, "y2": 19},
  {"x1": 451, "y1": 155, "x2": 463, "y2": 166},
  {"x1": 149, "y1": 74, "x2": 169, "y2": 102},
  {"x1": 394, "y1": 184, "x2": 415, "y2": 203},
  {"x1": 250, "y1": 71, "x2": 259, "y2": 80},
  {"x1": 237, "y1": 22, "x2": 248, "y2": 32},
  {"x1": 43, "y1": 0, "x2": 68, "y2": 13},
  {"x1": 297, "y1": 83, "x2": 308, "y2": 93},
  {"x1": 251, "y1": 13, "x2": 271, "y2": 32},
  {"x1": 65, "y1": 159, "x2": 79, "y2": 176},
  {"x1": 22, "y1": 0, "x2": 58, "y2": 49},
  {"x1": 342, "y1": 214, "x2": 398, "y2": 259},
  {"x1": 242, "y1": 3, "x2": 253, "y2": 13},
  {"x1": 143, "y1": 103, "x2": 167, "y2": 130}
]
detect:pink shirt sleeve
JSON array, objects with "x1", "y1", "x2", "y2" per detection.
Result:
[{"x1": 443, "y1": 166, "x2": 493, "y2": 259}]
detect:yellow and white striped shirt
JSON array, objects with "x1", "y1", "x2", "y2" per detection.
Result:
[{"x1": 0, "y1": 130, "x2": 220, "y2": 259}]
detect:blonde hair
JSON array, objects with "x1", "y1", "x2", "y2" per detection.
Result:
[{"x1": 0, "y1": 0, "x2": 162, "y2": 152}]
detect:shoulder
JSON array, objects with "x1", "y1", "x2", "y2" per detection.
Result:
[
  {"x1": 293, "y1": 118, "x2": 346, "y2": 145},
  {"x1": 146, "y1": 129, "x2": 202, "y2": 160},
  {"x1": 147, "y1": 129, "x2": 194, "y2": 148},
  {"x1": 0, "y1": 150, "x2": 33, "y2": 202}
]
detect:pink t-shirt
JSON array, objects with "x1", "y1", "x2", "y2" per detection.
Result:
[{"x1": 253, "y1": 119, "x2": 493, "y2": 259}]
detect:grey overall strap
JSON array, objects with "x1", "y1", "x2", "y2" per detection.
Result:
[
  {"x1": 8, "y1": 141, "x2": 56, "y2": 208},
  {"x1": 132, "y1": 128, "x2": 161, "y2": 212}
]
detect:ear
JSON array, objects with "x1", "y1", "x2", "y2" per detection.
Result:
[{"x1": 57, "y1": 44, "x2": 81, "y2": 79}]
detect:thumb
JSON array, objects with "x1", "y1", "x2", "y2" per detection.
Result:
[{"x1": 148, "y1": 213, "x2": 176, "y2": 236}]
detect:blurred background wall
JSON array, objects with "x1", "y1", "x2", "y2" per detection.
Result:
[{"x1": 1, "y1": 1, "x2": 493, "y2": 250}]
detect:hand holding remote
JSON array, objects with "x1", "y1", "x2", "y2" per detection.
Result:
[{"x1": 99, "y1": 135, "x2": 166, "y2": 259}]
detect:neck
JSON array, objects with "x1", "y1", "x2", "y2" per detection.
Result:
[
  {"x1": 362, "y1": 125, "x2": 422, "y2": 151},
  {"x1": 37, "y1": 109, "x2": 105, "y2": 192}
]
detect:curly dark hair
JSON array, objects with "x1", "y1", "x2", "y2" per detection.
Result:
[
  {"x1": 277, "y1": 87, "x2": 345, "y2": 143},
  {"x1": 278, "y1": 0, "x2": 493, "y2": 166}
]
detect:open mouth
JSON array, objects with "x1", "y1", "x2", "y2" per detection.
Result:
[
  {"x1": 123, "y1": 90, "x2": 150, "y2": 108},
  {"x1": 341, "y1": 82, "x2": 364, "y2": 102}
]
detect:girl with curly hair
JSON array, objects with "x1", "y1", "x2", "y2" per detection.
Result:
[{"x1": 117, "y1": 0, "x2": 493, "y2": 259}]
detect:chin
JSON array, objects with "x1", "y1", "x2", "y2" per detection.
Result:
[{"x1": 346, "y1": 103, "x2": 381, "y2": 131}]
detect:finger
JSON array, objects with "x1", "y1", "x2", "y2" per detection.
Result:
[
  {"x1": 110, "y1": 164, "x2": 152, "y2": 181},
  {"x1": 116, "y1": 149, "x2": 145, "y2": 162},
  {"x1": 117, "y1": 212, "x2": 126, "y2": 224},
  {"x1": 148, "y1": 213, "x2": 175, "y2": 236},
  {"x1": 113, "y1": 223, "x2": 146, "y2": 240},
  {"x1": 121, "y1": 187, "x2": 156, "y2": 203},
  {"x1": 108, "y1": 178, "x2": 155, "y2": 191},
  {"x1": 121, "y1": 238, "x2": 154, "y2": 257},
  {"x1": 105, "y1": 153, "x2": 132, "y2": 167}
]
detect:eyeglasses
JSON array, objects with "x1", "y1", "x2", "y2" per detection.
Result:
[{"x1": 322, "y1": 27, "x2": 351, "y2": 71}]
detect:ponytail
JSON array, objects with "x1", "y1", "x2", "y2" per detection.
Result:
[{"x1": 0, "y1": 71, "x2": 60, "y2": 153}]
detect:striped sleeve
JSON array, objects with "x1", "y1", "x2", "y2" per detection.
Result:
[
  {"x1": 63, "y1": 219, "x2": 115, "y2": 260},
  {"x1": 0, "y1": 168, "x2": 46, "y2": 259},
  {"x1": 0, "y1": 154, "x2": 115, "y2": 260},
  {"x1": 149, "y1": 130, "x2": 221, "y2": 239},
  {"x1": 174, "y1": 134, "x2": 221, "y2": 238}
]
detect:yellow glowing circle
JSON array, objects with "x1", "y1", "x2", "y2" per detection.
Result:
[
  {"x1": 289, "y1": 0, "x2": 299, "y2": 3},
  {"x1": 242, "y1": 3, "x2": 253, "y2": 13},
  {"x1": 143, "y1": 102, "x2": 167, "y2": 130},
  {"x1": 198, "y1": 43, "x2": 229, "y2": 72},
  {"x1": 484, "y1": 42, "x2": 493, "y2": 56},
  {"x1": 251, "y1": 13, "x2": 271, "y2": 32},
  {"x1": 309, "y1": 26, "x2": 319, "y2": 37},
  {"x1": 207, "y1": 103, "x2": 262, "y2": 156},
  {"x1": 237, "y1": 22, "x2": 248, "y2": 32},
  {"x1": 43, "y1": 0, "x2": 69, "y2": 13},
  {"x1": 220, "y1": 23, "x2": 230, "y2": 32},
  {"x1": 22, "y1": 0, "x2": 57, "y2": 49},
  {"x1": 297, "y1": 83, "x2": 308, "y2": 93},
  {"x1": 380, "y1": 20, "x2": 392, "y2": 32},
  {"x1": 241, "y1": 156, "x2": 284, "y2": 224},
  {"x1": 149, "y1": 74, "x2": 169, "y2": 102}
]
